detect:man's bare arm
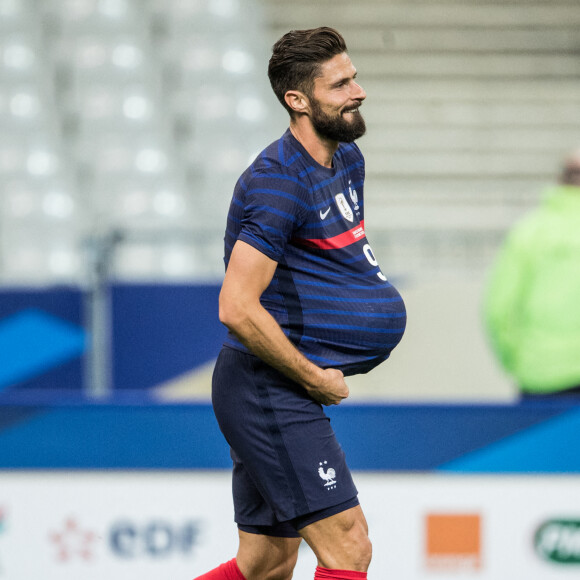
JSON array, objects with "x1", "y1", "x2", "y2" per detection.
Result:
[{"x1": 219, "y1": 240, "x2": 348, "y2": 405}]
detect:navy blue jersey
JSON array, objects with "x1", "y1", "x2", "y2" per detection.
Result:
[{"x1": 223, "y1": 129, "x2": 406, "y2": 375}]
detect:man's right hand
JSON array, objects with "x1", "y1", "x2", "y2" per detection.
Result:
[{"x1": 306, "y1": 368, "x2": 349, "y2": 406}]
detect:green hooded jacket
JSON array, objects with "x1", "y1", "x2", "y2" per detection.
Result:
[{"x1": 484, "y1": 185, "x2": 580, "y2": 393}]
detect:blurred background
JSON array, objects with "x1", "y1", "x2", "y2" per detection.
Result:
[
  {"x1": 1, "y1": 0, "x2": 579, "y2": 401},
  {"x1": 1, "y1": 0, "x2": 580, "y2": 578}
]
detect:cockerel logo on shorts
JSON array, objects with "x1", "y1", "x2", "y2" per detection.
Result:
[{"x1": 318, "y1": 461, "x2": 337, "y2": 489}]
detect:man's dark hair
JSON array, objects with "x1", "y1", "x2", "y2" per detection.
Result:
[{"x1": 268, "y1": 27, "x2": 347, "y2": 116}]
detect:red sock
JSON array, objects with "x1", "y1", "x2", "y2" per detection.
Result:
[
  {"x1": 314, "y1": 566, "x2": 367, "y2": 579},
  {"x1": 193, "y1": 558, "x2": 246, "y2": 580}
]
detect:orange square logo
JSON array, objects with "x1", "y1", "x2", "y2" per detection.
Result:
[{"x1": 425, "y1": 513, "x2": 482, "y2": 571}]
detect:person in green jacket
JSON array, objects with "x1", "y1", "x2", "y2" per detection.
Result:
[{"x1": 484, "y1": 149, "x2": 580, "y2": 397}]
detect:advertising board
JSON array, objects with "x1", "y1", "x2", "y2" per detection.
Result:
[{"x1": 1, "y1": 472, "x2": 580, "y2": 579}]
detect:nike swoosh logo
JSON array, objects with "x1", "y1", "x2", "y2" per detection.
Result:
[{"x1": 320, "y1": 207, "x2": 331, "y2": 220}]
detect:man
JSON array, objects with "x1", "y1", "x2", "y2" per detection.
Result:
[
  {"x1": 485, "y1": 149, "x2": 580, "y2": 397},
  {"x1": 196, "y1": 28, "x2": 406, "y2": 580}
]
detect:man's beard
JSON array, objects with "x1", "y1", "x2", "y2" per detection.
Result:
[{"x1": 310, "y1": 98, "x2": 366, "y2": 143}]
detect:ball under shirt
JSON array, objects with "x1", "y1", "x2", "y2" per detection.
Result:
[{"x1": 223, "y1": 129, "x2": 406, "y2": 376}]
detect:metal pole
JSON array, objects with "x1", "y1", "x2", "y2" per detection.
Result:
[{"x1": 83, "y1": 230, "x2": 120, "y2": 399}]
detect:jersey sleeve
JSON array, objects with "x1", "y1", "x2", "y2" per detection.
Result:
[{"x1": 237, "y1": 169, "x2": 309, "y2": 262}]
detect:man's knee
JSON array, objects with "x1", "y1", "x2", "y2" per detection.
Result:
[
  {"x1": 339, "y1": 515, "x2": 372, "y2": 570},
  {"x1": 300, "y1": 506, "x2": 372, "y2": 571},
  {"x1": 357, "y1": 529, "x2": 373, "y2": 570}
]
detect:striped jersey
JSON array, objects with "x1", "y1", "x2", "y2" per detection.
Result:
[{"x1": 222, "y1": 129, "x2": 406, "y2": 376}]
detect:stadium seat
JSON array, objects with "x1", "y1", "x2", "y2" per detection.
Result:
[
  {"x1": 0, "y1": 176, "x2": 84, "y2": 284},
  {"x1": 0, "y1": 233, "x2": 84, "y2": 283},
  {"x1": 0, "y1": 0, "x2": 286, "y2": 283},
  {"x1": 90, "y1": 174, "x2": 190, "y2": 230},
  {"x1": 0, "y1": 0, "x2": 38, "y2": 34},
  {"x1": 112, "y1": 240, "x2": 193, "y2": 280},
  {"x1": 0, "y1": 33, "x2": 48, "y2": 83},
  {"x1": 42, "y1": 0, "x2": 149, "y2": 36},
  {"x1": 65, "y1": 82, "x2": 168, "y2": 145},
  {"x1": 0, "y1": 82, "x2": 60, "y2": 136}
]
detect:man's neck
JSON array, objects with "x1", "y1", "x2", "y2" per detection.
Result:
[{"x1": 289, "y1": 119, "x2": 338, "y2": 169}]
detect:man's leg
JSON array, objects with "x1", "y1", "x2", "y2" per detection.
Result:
[
  {"x1": 195, "y1": 505, "x2": 369, "y2": 580},
  {"x1": 236, "y1": 530, "x2": 302, "y2": 580},
  {"x1": 299, "y1": 505, "x2": 371, "y2": 575},
  {"x1": 194, "y1": 531, "x2": 301, "y2": 580},
  {"x1": 193, "y1": 558, "x2": 245, "y2": 580}
]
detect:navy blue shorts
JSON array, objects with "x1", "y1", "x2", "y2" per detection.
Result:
[{"x1": 211, "y1": 347, "x2": 359, "y2": 538}]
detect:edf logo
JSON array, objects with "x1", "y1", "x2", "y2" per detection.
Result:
[{"x1": 110, "y1": 520, "x2": 202, "y2": 558}]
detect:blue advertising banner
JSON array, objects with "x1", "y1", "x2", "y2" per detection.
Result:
[{"x1": 1, "y1": 285, "x2": 579, "y2": 473}]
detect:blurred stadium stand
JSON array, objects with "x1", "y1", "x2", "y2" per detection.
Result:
[
  {"x1": 0, "y1": 0, "x2": 578, "y2": 285},
  {"x1": 0, "y1": 0, "x2": 281, "y2": 285}
]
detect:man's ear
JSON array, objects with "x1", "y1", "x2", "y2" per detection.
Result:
[{"x1": 284, "y1": 90, "x2": 310, "y2": 115}]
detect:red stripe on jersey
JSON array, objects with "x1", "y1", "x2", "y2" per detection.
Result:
[{"x1": 296, "y1": 221, "x2": 366, "y2": 250}]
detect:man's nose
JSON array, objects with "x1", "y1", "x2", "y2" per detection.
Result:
[{"x1": 353, "y1": 82, "x2": 366, "y2": 101}]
